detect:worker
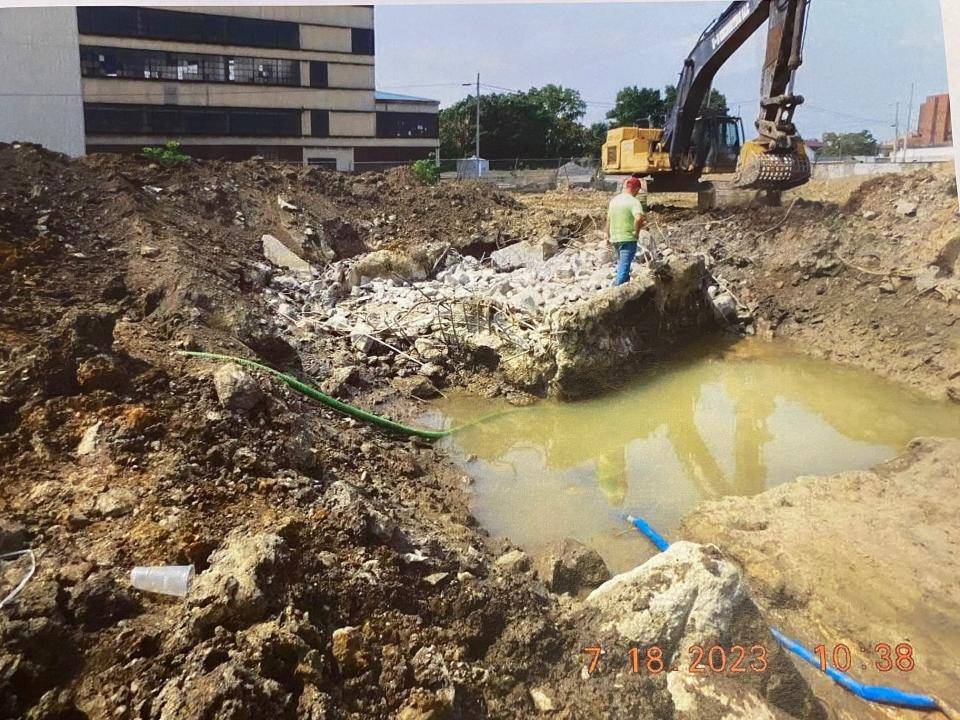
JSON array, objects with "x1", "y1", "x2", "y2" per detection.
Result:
[{"x1": 606, "y1": 176, "x2": 647, "y2": 286}]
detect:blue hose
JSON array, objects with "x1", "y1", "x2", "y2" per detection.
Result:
[
  {"x1": 622, "y1": 512, "x2": 942, "y2": 713},
  {"x1": 767, "y1": 627, "x2": 938, "y2": 710},
  {"x1": 624, "y1": 513, "x2": 670, "y2": 551}
]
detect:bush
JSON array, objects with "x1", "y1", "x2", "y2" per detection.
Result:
[
  {"x1": 142, "y1": 141, "x2": 191, "y2": 166},
  {"x1": 411, "y1": 154, "x2": 440, "y2": 185}
]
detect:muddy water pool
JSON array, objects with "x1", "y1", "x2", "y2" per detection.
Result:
[{"x1": 426, "y1": 339, "x2": 960, "y2": 573}]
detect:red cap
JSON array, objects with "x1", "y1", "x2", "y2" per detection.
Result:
[{"x1": 625, "y1": 177, "x2": 642, "y2": 191}]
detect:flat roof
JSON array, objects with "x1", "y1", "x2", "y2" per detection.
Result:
[{"x1": 375, "y1": 90, "x2": 439, "y2": 104}]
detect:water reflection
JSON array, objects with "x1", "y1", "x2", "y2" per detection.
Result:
[{"x1": 434, "y1": 339, "x2": 960, "y2": 571}]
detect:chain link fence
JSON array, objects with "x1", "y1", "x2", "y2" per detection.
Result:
[
  {"x1": 440, "y1": 157, "x2": 603, "y2": 191},
  {"x1": 318, "y1": 157, "x2": 606, "y2": 191}
]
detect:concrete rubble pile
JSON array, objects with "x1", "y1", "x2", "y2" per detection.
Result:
[{"x1": 261, "y1": 233, "x2": 725, "y2": 395}]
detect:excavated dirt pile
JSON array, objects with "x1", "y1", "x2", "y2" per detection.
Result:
[
  {"x1": 0, "y1": 144, "x2": 584, "y2": 720},
  {"x1": 0, "y1": 144, "x2": 813, "y2": 720},
  {"x1": 658, "y1": 165, "x2": 960, "y2": 400},
  {"x1": 4, "y1": 141, "x2": 957, "y2": 720}
]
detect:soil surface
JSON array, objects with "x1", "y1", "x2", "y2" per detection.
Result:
[
  {"x1": 682, "y1": 437, "x2": 960, "y2": 720},
  {"x1": 3, "y1": 142, "x2": 959, "y2": 720}
]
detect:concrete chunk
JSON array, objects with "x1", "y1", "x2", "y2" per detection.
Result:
[{"x1": 262, "y1": 234, "x2": 311, "y2": 275}]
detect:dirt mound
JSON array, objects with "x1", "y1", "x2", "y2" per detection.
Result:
[
  {"x1": 654, "y1": 163, "x2": 960, "y2": 399},
  {"x1": 0, "y1": 143, "x2": 575, "y2": 720}
]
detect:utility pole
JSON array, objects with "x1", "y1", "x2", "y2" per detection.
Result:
[
  {"x1": 892, "y1": 101, "x2": 900, "y2": 160},
  {"x1": 904, "y1": 82, "x2": 915, "y2": 162},
  {"x1": 462, "y1": 73, "x2": 481, "y2": 177},
  {"x1": 475, "y1": 72, "x2": 481, "y2": 176}
]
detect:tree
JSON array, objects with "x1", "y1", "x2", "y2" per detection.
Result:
[
  {"x1": 583, "y1": 122, "x2": 610, "y2": 157},
  {"x1": 607, "y1": 85, "x2": 730, "y2": 129},
  {"x1": 526, "y1": 84, "x2": 586, "y2": 122},
  {"x1": 606, "y1": 86, "x2": 667, "y2": 128},
  {"x1": 527, "y1": 84, "x2": 589, "y2": 156},
  {"x1": 819, "y1": 130, "x2": 879, "y2": 157},
  {"x1": 439, "y1": 85, "x2": 594, "y2": 159},
  {"x1": 663, "y1": 85, "x2": 729, "y2": 116}
]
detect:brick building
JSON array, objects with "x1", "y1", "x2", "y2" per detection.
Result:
[{"x1": 910, "y1": 93, "x2": 951, "y2": 147}]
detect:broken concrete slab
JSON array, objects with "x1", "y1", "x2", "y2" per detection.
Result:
[
  {"x1": 894, "y1": 200, "x2": 918, "y2": 217},
  {"x1": 490, "y1": 238, "x2": 558, "y2": 271},
  {"x1": 262, "y1": 234, "x2": 312, "y2": 275},
  {"x1": 347, "y1": 250, "x2": 426, "y2": 287},
  {"x1": 77, "y1": 421, "x2": 103, "y2": 457}
]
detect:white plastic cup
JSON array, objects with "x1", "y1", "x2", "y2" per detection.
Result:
[{"x1": 130, "y1": 565, "x2": 194, "y2": 597}]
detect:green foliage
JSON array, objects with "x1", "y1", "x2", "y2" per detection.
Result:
[
  {"x1": 820, "y1": 130, "x2": 879, "y2": 157},
  {"x1": 607, "y1": 86, "x2": 668, "y2": 128},
  {"x1": 584, "y1": 122, "x2": 611, "y2": 157},
  {"x1": 438, "y1": 81, "x2": 732, "y2": 160},
  {"x1": 142, "y1": 141, "x2": 190, "y2": 166},
  {"x1": 607, "y1": 85, "x2": 729, "y2": 128},
  {"x1": 411, "y1": 154, "x2": 440, "y2": 185},
  {"x1": 439, "y1": 84, "x2": 596, "y2": 159}
]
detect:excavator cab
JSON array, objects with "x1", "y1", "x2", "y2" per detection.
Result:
[{"x1": 691, "y1": 115, "x2": 744, "y2": 175}]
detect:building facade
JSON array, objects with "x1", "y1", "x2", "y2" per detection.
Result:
[
  {"x1": 0, "y1": 7, "x2": 86, "y2": 157},
  {"x1": 0, "y1": 6, "x2": 438, "y2": 169},
  {"x1": 911, "y1": 93, "x2": 952, "y2": 148}
]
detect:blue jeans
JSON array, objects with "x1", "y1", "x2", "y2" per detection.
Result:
[{"x1": 613, "y1": 241, "x2": 638, "y2": 286}]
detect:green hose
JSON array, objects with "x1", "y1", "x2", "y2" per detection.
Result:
[{"x1": 178, "y1": 350, "x2": 506, "y2": 440}]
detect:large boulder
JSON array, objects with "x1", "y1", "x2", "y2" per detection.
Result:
[
  {"x1": 545, "y1": 542, "x2": 824, "y2": 719},
  {"x1": 535, "y1": 538, "x2": 610, "y2": 596},
  {"x1": 187, "y1": 533, "x2": 289, "y2": 635}
]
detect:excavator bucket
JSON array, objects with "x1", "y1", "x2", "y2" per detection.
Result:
[{"x1": 734, "y1": 139, "x2": 811, "y2": 191}]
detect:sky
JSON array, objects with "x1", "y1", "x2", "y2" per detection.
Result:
[{"x1": 375, "y1": 0, "x2": 949, "y2": 143}]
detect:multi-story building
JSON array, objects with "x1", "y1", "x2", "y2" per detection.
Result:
[
  {"x1": 912, "y1": 92, "x2": 952, "y2": 148},
  {"x1": 0, "y1": 5, "x2": 439, "y2": 169}
]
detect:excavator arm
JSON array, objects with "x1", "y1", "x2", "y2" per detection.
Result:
[{"x1": 662, "y1": 0, "x2": 811, "y2": 191}]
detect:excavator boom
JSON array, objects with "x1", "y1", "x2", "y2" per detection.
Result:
[{"x1": 603, "y1": 0, "x2": 812, "y2": 193}]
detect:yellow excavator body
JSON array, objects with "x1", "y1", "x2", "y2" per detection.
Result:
[
  {"x1": 601, "y1": 127, "x2": 673, "y2": 176},
  {"x1": 601, "y1": 125, "x2": 811, "y2": 192}
]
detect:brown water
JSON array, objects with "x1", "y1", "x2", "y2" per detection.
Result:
[{"x1": 428, "y1": 339, "x2": 960, "y2": 573}]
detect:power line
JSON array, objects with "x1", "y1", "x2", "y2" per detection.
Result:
[{"x1": 802, "y1": 104, "x2": 889, "y2": 125}]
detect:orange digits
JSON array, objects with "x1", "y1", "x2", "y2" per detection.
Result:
[
  {"x1": 583, "y1": 646, "x2": 602, "y2": 675},
  {"x1": 708, "y1": 645, "x2": 727, "y2": 672},
  {"x1": 750, "y1": 644, "x2": 768, "y2": 672},
  {"x1": 646, "y1": 646, "x2": 664, "y2": 674},
  {"x1": 688, "y1": 645, "x2": 706, "y2": 673},
  {"x1": 729, "y1": 645, "x2": 747, "y2": 673},
  {"x1": 895, "y1": 643, "x2": 915, "y2": 672}
]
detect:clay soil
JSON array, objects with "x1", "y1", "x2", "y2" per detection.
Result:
[{"x1": 2, "y1": 142, "x2": 959, "y2": 720}]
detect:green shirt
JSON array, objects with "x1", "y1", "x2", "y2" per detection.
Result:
[{"x1": 608, "y1": 192, "x2": 645, "y2": 243}]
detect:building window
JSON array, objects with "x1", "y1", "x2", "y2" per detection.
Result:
[
  {"x1": 307, "y1": 158, "x2": 337, "y2": 169},
  {"x1": 375, "y1": 112, "x2": 438, "y2": 139},
  {"x1": 311, "y1": 110, "x2": 330, "y2": 138},
  {"x1": 80, "y1": 46, "x2": 300, "y2": 86},
  {"x1": 351, "y1": 28, "x2": 374, "y2": 55},
  {"x1": 309, "y1": 61, "x2": 329, "y2": 89},
  {"x1": 84, "y1": 103, "x2": 302, "y2": 137},
  {"x1": 77, "y1": 7, "x2": 300, "y2": 50}
]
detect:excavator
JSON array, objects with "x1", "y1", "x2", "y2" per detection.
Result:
[{"x1": 602, "y1": 0, "x2": 812, "y2": 199}]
